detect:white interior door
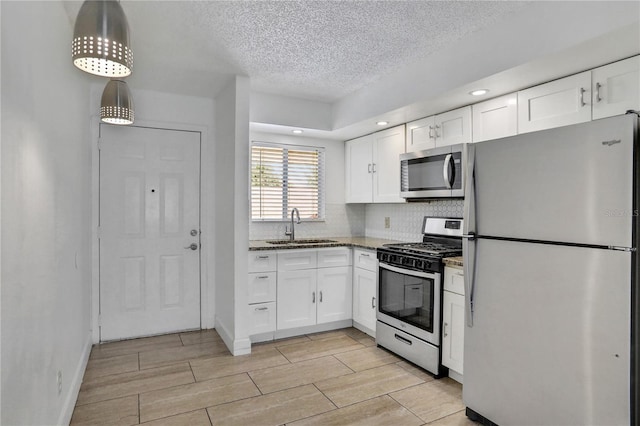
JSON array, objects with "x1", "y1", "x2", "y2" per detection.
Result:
[{"x1": 99, "y1": 125, "x2": 201, "y2": 341}]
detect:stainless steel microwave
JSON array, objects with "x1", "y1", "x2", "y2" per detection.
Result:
[{"x1": 400, "y1": 143, "x2": 471, "y2": 199}]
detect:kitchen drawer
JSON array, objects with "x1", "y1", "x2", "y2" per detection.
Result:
[
  {"x1": 277, "y1": 249, "x2": 317, "y2": 271},
  {"x1": 444, "y1": 266, "x2": 465, "y2": 295},
  {"x1": 248, "y1": 272, "x2": 276, "y2": 304},
  {"x1": 247, "y1": 302, "x2": 276, "y2": 335},
  {"x1": 248, "y1": 251, "x2": 277, "y2": 273},
  {"x1": 354, "y1": 249, "x2": 377, "y2": 272},
  {"x1": 317, "y1": 247, "x2": 352, "y2": 268}
]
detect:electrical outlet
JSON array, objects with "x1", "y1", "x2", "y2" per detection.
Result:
[
  {"x1": 384, "y1": 217, "x2": 390, "y2": 228},
  {"x1": 57, "y1": 370, "x2": 62, "y2": 395}
]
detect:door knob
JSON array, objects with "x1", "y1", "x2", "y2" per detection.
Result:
[
  {"x1": 185, "y1": 243, "x2": 198, "y2": 250},
  {"x1": 190, "y1": 229, "x2": 198, "y2": 236}
]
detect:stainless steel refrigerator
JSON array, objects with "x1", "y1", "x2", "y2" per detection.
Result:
[{"x1": 462, "y1": 114, "x2": 639, "y2": 425}]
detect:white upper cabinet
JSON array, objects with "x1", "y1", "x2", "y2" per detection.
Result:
[
  {"x1": 436, "y1": 106, "x2": 472, "y2": 147},
  {"x1": 406, "y1": 106, "x2": 472, "y2": 152},
  {"x1": 405, "y1": 116, "x2": 436, "y2": 152},
  {"x1": 592, "y1": 56, "x2": 640, "y2": 120},
  {"x1": 517, "y1": 71, "x2": 591, "y2": 134},
  {"x1": 345, "y1": 125, "x2": 405, "y2": 203},
  {"x1": 345, "y1": 135, "x2": 373, "y2": 203},
  {"x1": 472, "y1": 93, "x2": 518, "y2": 143}
]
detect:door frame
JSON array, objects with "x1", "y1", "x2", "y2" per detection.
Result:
[{"x1": 90, "y1": 117, "x2": 214, "y2": 343}]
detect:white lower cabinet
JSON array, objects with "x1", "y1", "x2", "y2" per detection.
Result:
[
  {"x1": 352, "y1": 249, "x2": 378, "y2": 337},
  {"x1": 277, "y1": 248, "x2": 352, "y2": 331},
  {"x1": 442, "y1": 266, "x2": 465, "y2": 378},
  {"x1": 247, "y1": 251, "x2": 278, "y2": 336},
  {"x1": 247, "y1": 302, "x2": 276, "y2": 335}
]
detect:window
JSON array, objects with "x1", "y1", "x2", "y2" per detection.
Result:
[{"x1": 251, "y1": 141, "x2": 325, "y2": 221}]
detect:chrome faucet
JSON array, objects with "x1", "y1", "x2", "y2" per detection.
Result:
[{"x1": 284, "y1": 207, "x2": 301, "y2": 241}]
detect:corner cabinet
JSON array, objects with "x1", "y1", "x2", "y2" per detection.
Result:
[
  {"x1": 442, "y1": 265, "x2": 465, "y2": 379},
  {"x1": 406, "y1": 106, "x2": 472, "y2": 153},
  {"x1": 345, "y1": 125, "x2": 405, "y2": 203},
  {"x1": 352, "y1": 248, "x2": 378, "y2": 337}
]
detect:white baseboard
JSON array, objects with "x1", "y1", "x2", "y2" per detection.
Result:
[
  {"x1": 272, "y1": 320, "x2": 353, "y2": 340},
  {"x1": 448, "y1": 369, "x2": 463, "y2": 384},
  {"x1": 57, "y1": 333, "x2": 92, "y2": 425},
  {"x1": 352, "y1": 321, "x2": 376, "y2": 338},
  {"x1": 215, "y1": 317, "x2": 251, "y2": 356}
]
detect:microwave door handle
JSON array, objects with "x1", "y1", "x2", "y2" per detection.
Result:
[{"x1": 443, "y1": 154, "x2": 453, "y2": 189}]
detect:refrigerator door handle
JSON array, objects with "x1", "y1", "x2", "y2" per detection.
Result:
[
  {"x1": 462, "y1": 144, "x2": 476, "y2": 327},
  {"x1": 443, "y1": 154, "x2": 453, "y2": 189}
]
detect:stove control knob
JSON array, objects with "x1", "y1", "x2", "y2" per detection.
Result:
[{"x1": 415, "y1": 260, "x2": 423, "y2": 269}]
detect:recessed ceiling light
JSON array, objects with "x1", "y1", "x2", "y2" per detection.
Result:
[
  {"x1": 292, "y1": 129, "x2": 303, "y2": 134},
  {"x1": 376, "y1": 121, "x2": 389, "y2": 126},
  {"x1": 470, "y1": 89, "x2": 489, "y2": 96}
]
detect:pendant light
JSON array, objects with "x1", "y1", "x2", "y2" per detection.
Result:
[
  {"x1": 101, "y1": 80, "x2": 134, "y2": 125},
  {"x1": 72, "y1": 0, "x2": 133, "y2": 77}
]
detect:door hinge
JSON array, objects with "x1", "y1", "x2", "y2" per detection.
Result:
[{"x1": 97, "y1": 226, "x2": 102, "y2": 238}]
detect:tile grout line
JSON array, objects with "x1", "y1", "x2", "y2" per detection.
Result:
[
  {"x1": 329, "y1": 354, "x2": 356, "y2": 374},
  {"x1": 387, "y1": 392, "x2": 427, "y2": 424}
]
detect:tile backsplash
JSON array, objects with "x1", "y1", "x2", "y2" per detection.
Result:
[
  {"x1": 250, "y1": 203, "x2": 365, "y2": 240},
  {"x1": 249, "y1": 200, "x2": 463, "y2": 241},
  {"x1": 365, "y1": 200, "x2": 464, "y2": 241}
]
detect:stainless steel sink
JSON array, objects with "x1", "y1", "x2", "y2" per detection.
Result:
[{"x1": 266, "y1": 239, "x2": 338, "y2": 245}]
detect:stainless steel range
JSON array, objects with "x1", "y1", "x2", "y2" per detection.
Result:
[{"x1": 376, "y1": 217, "x2": 463, "y2": 377}]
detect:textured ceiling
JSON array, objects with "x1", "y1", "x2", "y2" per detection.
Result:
[{"x1": 64, "y1": 0, "x2": 528, "y2": 102}]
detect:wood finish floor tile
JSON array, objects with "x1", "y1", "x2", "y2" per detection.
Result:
[
  {"x1": 91, "y1": 334, "x2": 183, "y2": 360},
  {"x1": 179, "y1": 329, "x2": 223, "y2": 346},
  {"x1": 334, "y1": 346, "x2": 401, "y2": 371},
  {"x1": 206, "y1": 384, "x2": 335, "y2": 426},
  {"x1": 77, "y1": 363, "x2": 195, "y2": 405},
  {"x1": 395, "y1": 360, "x2": 437, "y2": 383},
  {"x1": 276, "y1": 335, "x2": 364, "y2": 363},
  {"x1": 289, "y1": 395, "x2": 423, "y2": 426},
  {"x1": 390, "y1": 378, "x2": 464, "y2": 424},
  {"x1": 83, "y1": 353, "x2": 140, "y2": 381},
  {"x1": 70, "y1": 395, "x2": 138, "y2": 426},
  {"x1": 140, "y1": 409, "x2": 212, "y2": 426},
  {"x1": 139, "y1": 373, "x2": 260, "y2": 423},
  {"x1": 139, "y1": 341, "x2": 230, "y2": 370},
  {"x1": 248, "y1": 355, "x2": 353, "y2": 394},
  {"x1": 424, "y1": 409, "x2": 479, "y2": 425},
  {"x1": 190, "y1": 347, "x2": 289, "y2": 381},
  {"x1": 315, "y1": 363, "x2": 425, "y2": 407}
]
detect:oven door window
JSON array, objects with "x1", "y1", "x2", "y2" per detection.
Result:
[{"x1": 379, "y1": 268, "x2": 435, "y2": 332}]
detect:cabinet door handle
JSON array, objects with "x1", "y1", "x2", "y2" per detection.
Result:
[
  {"x1": 367, "y1": 164, "x2": 372, "y2": 173},
  {"x1": 443, "y1": 322, "x2": 448, "y2": 337},
  {"x1": 372, "y1": 163, "x2": 376, "y2": 173},
  {"x1": 312, "y1": 291, "x2": 316, "y2": 303},
  {"x1": 595, "y1": 82, "x2": 602, "y2": 103},
  {"x1": 579, "y1": 87, "x2": 586, "y2": 107},
  {"x1": 319, "y1": 291, "x2": 323, "y2": 302},
  {"x1": 371, "y1": 297, "x2": 376, "y2": 309},
  {"x1": 434, "y1": 124, "x2": 441, "y2": 138},
  {"x1": 428, "y1": 125, "x2": 435, "y2": 139}
]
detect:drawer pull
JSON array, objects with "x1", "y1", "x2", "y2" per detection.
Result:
[
  {"x1": 255, "y1": 307, "x2": 268, "y2": 311},
  {"x1": 394, "y1": 334, "x2": 413, "y2": 346},
  {"x1": 257, "y1": 275, "x2": 269, "y2": 279},
  {"x1": 360, "y1": 253, "x2": 370, "y2": 257},
  {"x1": 371, "y1": 297, "x2": 376, "y2": 309},
  {"x1": 256, "y1": 255, "x2": 269, "y2": 259}
]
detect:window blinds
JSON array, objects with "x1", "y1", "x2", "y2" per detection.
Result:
[{"x1": 251, "y1": 142, "x2": 325, "y2": 221}]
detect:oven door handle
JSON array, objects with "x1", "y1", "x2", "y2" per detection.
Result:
[{"x1": 379, "y1": 262, "x2": 438, "y2": 279}]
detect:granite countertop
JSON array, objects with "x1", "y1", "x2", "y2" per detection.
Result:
[
  {"x1": 249, "y1": 236, "x2": 403, "y2": 251},
  {"x1": 443, "y1": 256, "x2": 464, "y2": 268}
]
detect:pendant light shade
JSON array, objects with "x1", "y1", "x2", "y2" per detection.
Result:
[
  {"x1": 72, "y1": 0, "x2": 133, "y2": 77},
  {"x1": 101, "y1": 80, "x2": 134, "y2": 125}
]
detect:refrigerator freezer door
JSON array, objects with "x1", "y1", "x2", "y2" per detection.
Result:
[
  {"x1": 463, "y1": 238, "x2": 631, "y2": 425},
  {"x1": 472, "y1": 114, "x2": 635, "y2": 248}
]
